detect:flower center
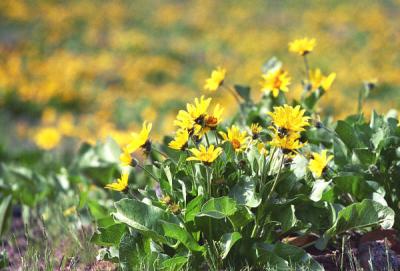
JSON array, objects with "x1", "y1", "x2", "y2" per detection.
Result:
[
  {"x1": 273, "y1": 77, "x2": 282, "y2": 89},
  {"x1": 206, "y1": 116, "x2": 218, "y2": 127},
  {"x1": 232, "y1": 139, "x2": 241, "y2": 150}
]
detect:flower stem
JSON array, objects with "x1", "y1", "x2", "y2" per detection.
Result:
[{"x1": 137, "y1": 164, "x2": 158, "y2": 181}]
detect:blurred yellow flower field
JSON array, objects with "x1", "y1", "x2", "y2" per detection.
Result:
[{"x1": 0, "y1": 0, "x2": 399, "y2": 151}]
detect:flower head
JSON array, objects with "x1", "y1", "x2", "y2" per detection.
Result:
[
  {"x1": 187, "y1": 144, "x2": 222, "y2": 165},
  {"x1": 169, "y1": 129, "x2": 189, "y2": 150},
  {"x1": 174, "y1": 96, "x2": 211, "y2": 135},
  {"x1": 120, "y1": 147, "x2": 133, "y2": 166},
  {"x1": 257, "y1": 142, "x2": 268, "y2": 156},
  {"x1": 270, "y1": 132, "x2": 304, "y2": 154},
  {"x1": 250, "y1": 123, "x2": 263, "y2": 139},
  {"x1": 308, "y1": 150, "x2": 333, "y2": 177},
  {"x1": 205, "y1": 104, "x2": 224, "y2": 129},
  {"x1": 126, "y1": 121, "x2": 152, "y2": 153},
  {"x1": 204, "y1": 67, "x2": 226, "y2": 92},
  {"x1": 260, "y1": 68, "x2": 291, "y2": 97},
  {"x1": 268, "y1": 105, "x2": 310, "y2": 135},
  {"x1": 309, "y1": 69, "x2": 336, "y2": 91},
  {"x1": 34, "y1": 127, "x2": 61, "y2": 150},
  {"x1": 220, "y1": 125, "x2": 248, "y2": 152},
  {"x1": 289, "y1": 38, "x2": 316, "y2": 56},
  {"x1": 105, "y1": 172, "x2": 129, "y2": 192}
]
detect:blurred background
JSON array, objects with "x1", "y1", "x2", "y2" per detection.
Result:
[{"x1": 1, "y1": 0, "x2": 399, "y2": 157}]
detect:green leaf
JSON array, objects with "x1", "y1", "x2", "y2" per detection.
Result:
[
  {"x1": 317, "y1": 199, "x2": 395, "y2": 249},
  {"x1": 113, "y1": 198, "x2": 180, "y2": 245},
  {"x1": 160, "y1": 221, "x2": 205, "y2": 252},
  {"x1": 273, "y1": 243, "x2": 324, "y2": 270},
  {"x1": 119, "y1": 233, "x2": 142, "y2": 270},
  {"x1": 219, "y1": 232, "x2": 242, "y2": 259},
  {"x1": 353, "y1": 148, "x2": 376, "y2": 164},
  {"x1": 0, "y1": 195, "x2": 12, "y2": 236},
  {"x1": 197, "y1": 196, "x2": 237, "y2": 219},
  {"x1": 184, "y1": 195, "x2": 204, "y2": 222},
  {"x1": 310, "y1": 180, "x2": 331, "y2": 202},
  {"x1": 234, "y1": 85, "x2": 251, "y2": 102},
  {"x1": 271, "y1": 204, "x2": 297, "y2": 233},
  {"x1": 161, "y1": 256, "x2": 188, "y2": 270},
  {"x1": 230, "y1": 177, "x2": 261, "y2": 208},
  {"x1": 229, "y1": 205, "x2": 254, "y2": 229},
  {"x1": 91, "y1": 223, "x2": 126, "y2": 246},
  {"x1": 335, "y1": 121, "x2": 364, "y2": 150}
]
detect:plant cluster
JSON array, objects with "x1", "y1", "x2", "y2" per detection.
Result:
[{"x1": 92, "y1": 39, "x2": 400, "y2": 270}]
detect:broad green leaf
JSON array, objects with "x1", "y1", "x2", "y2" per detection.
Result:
[
  {"x1": 273, "y1": 243, "x2": 324, "y2": 270},
  {"x1": 113, "y1": 199, "x2": 180, "y2": 245},
  {"x1": 335, "y1": 120, "x2": 364, "y2": 150},
  {"x1": 161, "y1": 256, "x2": 188, "y2": 270},
  {"x1": 271, "y1": 204, "x2": 297, "y2": 233},
  {"x1": 119, "y1": 233, "x2": 141, "y2": 271},
  {"x1": 310, "y1": 180, "x2": 331, "y2": 202},
  {"x1": 0, "y1": 195, "x2": 12, "y2": 236},
  {"x1": 229, "y1": 205, "x2": 254, "y2": 229},
  {"x1": 219, "y1": 232, "x2": 242, "y2": 259},
  {"x1": 230, "y1": 177, "x2": 261, "y2": 208},
  {"x1": 197, "y1": 196, "x2": 237, "y2": 219},
  {"x1": 91, "y1": 223, "x2": 126, "y2": 246},
  {"x1": 353, "y1": 148, "x2": 376, "y2": 164},
  {"x1": 317, "y1": 199, "x2": 395, "y2": 249},
  {"x1": 160, "y1": 221, "x2": 204, "y2": 252},
  {"x1": 184, "y1": 195, "x2": 203, "y2": 222}
]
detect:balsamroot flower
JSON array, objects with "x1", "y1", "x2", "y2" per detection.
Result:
[
  {"x1": 260, "y1": 68, "x2": 291, "y2": 98},
  {"x1": 270, "y1": 132, "x2": 304, "y2": 154},
  {"x1": 187, "y1": 144, "x2": 222, "y2": 165},
  {"x1": 34, "y1": 127, "x2": 61, "y2": 150},
  {"x1": 268, "y1": 105, "x2": 310, "y2": 136},
  {"x1": 289, "y1": 38, "x2": 316, "y2": 56},
  {"x1": 126, "y1": 121, "x2": 152, "y2": 153},
  {"x1": 250, "y1": 123, "x2": 263, "y2": 139},
  {"x1": 220, "y1": 125, "x2": 248, "y2": 152},
  {"x1": 169, "y1": 129, "x2": 189, "y2": 150},
  {"x1": 105, "y1": 172, "x2": 129, "y2": 192},
  {"x1": 120, "y1": 147, "x2": 133, "y2": 166},
  {"x1": 309, "y1": 69, "x2": 336, "y2": 91},
  {"x1": 205, "y1": 104, "x2": 224, "y2": 129},
  {"x1": 308, "y1": 150, "x2": 333, "y2": 177},
  {"x1": 204, "y1": 67, "x2": 226, "y2": 92}
]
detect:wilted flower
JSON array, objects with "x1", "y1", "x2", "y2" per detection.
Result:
[
  {"x1": 289, "y1": 38, "x2": 316, "y2": 56},
  {"x1": 308, "y1": 150, "x2": 333, "y2": 177},
  {"x1": 260, "y1": 68, "x2": 291, "y2": 98},
  {"x1": 204, "y1": 67, "x2": 226, "y2": 92}
]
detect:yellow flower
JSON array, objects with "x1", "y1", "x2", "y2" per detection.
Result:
[
  {"x1": 120, "y1": 147, "x2": 132, "y2": 166},
  {"x1": 308, "y1": 150, "x2": 333, "y2": 177},
  {"x1": 309, "y1": 69, "x2": 336, "y2": 91},
  {"x1": 260, "y1": 68, "x2": 291, "y2": 97},
  {"x1": 288, "y1": 38, "x2": 316, "y2": 56},
  {"x1": 187, "y1": 144, "x2": 222, "y2": 165},
  {"x1": 250, "y1": 123, "x2": 263, "y2": 139},
  {"x1": 257, "y1": 142, "x2": 268, "y2": 156},
  {"x1": 126, "y1": 121, "x2": 152, "y2": 153},
  {"x1": 105, "y1": 172, "x2": 129, "y2": 192},
  {"x1": 174, "y1": 96, "x2": 211, "y2": 135},
  {"x1": 205, "y1": 104, "x2": 224, "y2": 129},
  {"x1": 204, "y1": 67, "x2": 226, "y2": 91},
  {"x1": 33, "y1": 127, "x2": 61, "y2": 150},
  {"x1": 187, "y1": 96, "x2": 211, "y2": 123},
  {"x1": 270, "y1": 132, "x2": 304, "y2": 153},
  {"x1": 169, "y1": 129, "x2": 189, "y2": 150},
  {"x1": 220, "y1": 125, "x2": 248, "y2": 152},
  {"x1": 268, "y1": 105, "x2": 310, "y2": 135}
]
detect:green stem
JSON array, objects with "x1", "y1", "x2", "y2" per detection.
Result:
[
  {"x1": 205, "y1": 133, "x2": 210, "y2": 147},
  {"x1": 213, "y1": 130, "x2": 219, "y2": 145},
  {"x1": 137, "y1": 164, "x2": 158, "y2": 181}
]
